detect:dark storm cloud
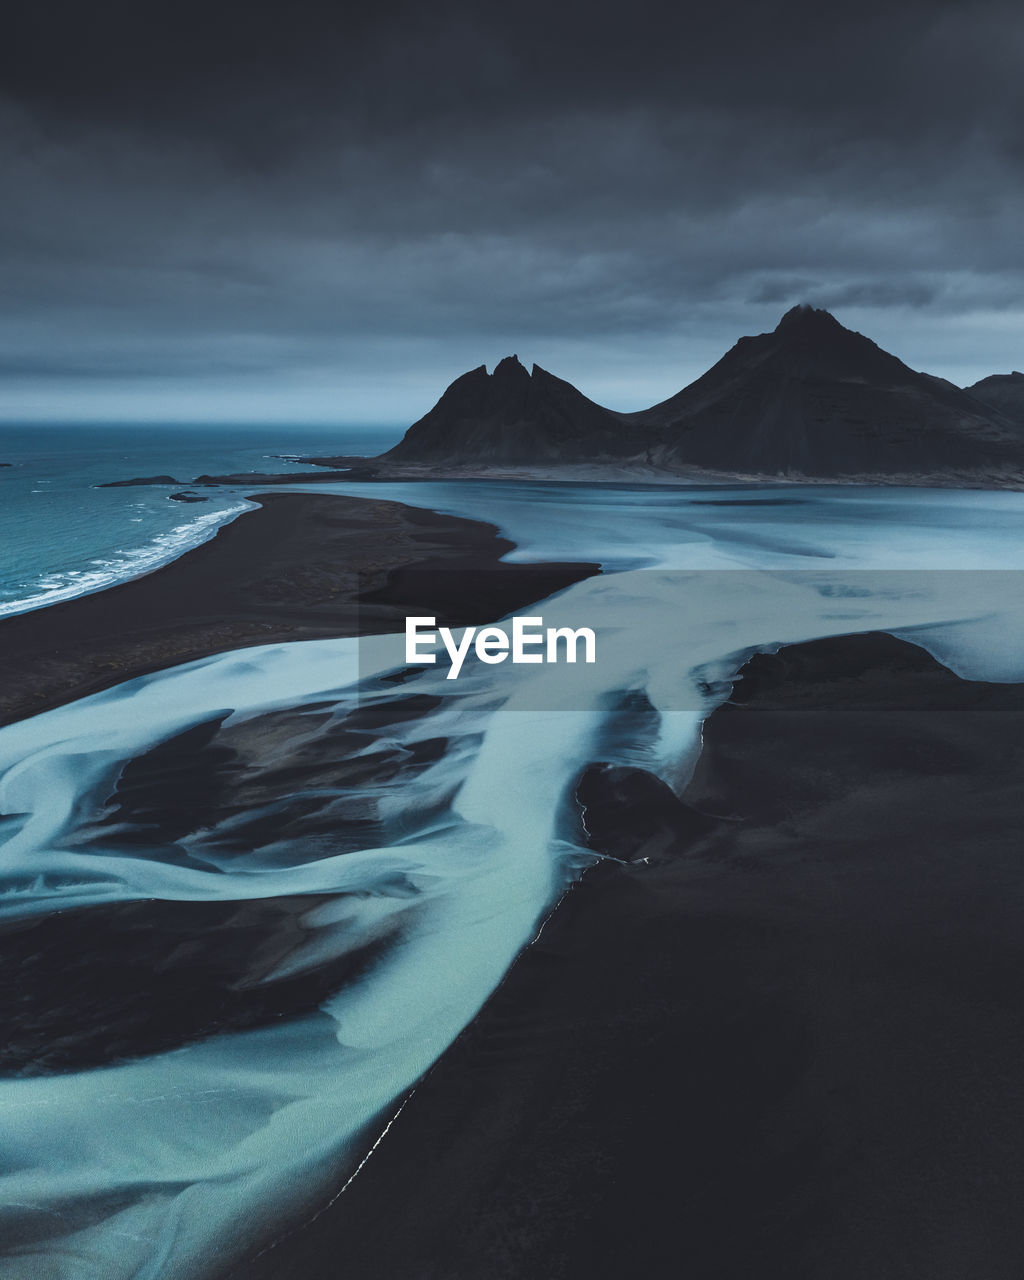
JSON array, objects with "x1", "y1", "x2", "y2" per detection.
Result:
[{"x1": 1, "y1": 0, "x2": 1023, "y2": 422}]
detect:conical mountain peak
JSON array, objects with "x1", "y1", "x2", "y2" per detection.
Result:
[
  {"x1": 632, "y1": 306, "x2": 1021, "y2": 477},
  {"x1": 775, "y1": 304, "x2": 844, "y2": 335}
]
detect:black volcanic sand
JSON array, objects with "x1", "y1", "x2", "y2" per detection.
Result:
[
  {"x1": 0, "y1": 492, "x2": 596, "y2": 726},
  {"x1": 0, "y1": 894, "x2": 393, "y2": 1076},
  {"x1": 227, "y1": 632, "x2": 1024, "y2": 1280}
]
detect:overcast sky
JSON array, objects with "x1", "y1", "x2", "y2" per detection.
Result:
[{"x1": 2, "y1": 0, "x2": 1023, "y2": 426}]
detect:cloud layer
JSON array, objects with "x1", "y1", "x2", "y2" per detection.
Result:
[{"x1": 2, "y1": 0, "x2": 1023, "y2": 423}]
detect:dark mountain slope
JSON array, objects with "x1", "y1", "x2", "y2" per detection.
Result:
[
  {"x1": 384, "y1": 355, "x2": 642, "y2": 463},
  {"x1": 633, "y1": 306, "x2": 1023, "y2": 478},
  {"x1": 966, "y1": 372, "x2": 1024, "y2": 428}
]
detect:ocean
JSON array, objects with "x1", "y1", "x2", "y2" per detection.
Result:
[{"x1": 0, "y1": 423, "x2": 401, "y2": 616}]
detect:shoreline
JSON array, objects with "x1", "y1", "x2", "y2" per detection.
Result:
[
  {"x1": 317, "y1": 460, "x2": 1024, "y2": 490},
  {"x1": 0, "y1": 500, "x2": 257, "y2": 622},
  {"x1": 0, "y1": 491, "x2": 597, "y2": 728},
  {"x1": 102, "y1": 458, "x2": 1024, "y2": 492}
]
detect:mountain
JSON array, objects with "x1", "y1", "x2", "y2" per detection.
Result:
[
  {"x1": 965, "y1": 372, "x2": 1024, "y2": 427},
  {"x1": 632, "y1": 305, "x2": 1023, "y2": 479},
  {"x1": 383, "y1": 355, "x2": 641, "y2": 463},
  {"x1": 374, "y1": 311, "x2": 1024, "y2": 484}
]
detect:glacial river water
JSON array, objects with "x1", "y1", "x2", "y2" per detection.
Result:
[{"x1": 1, "y1": 481, "x2": 1024, "y2": 1276}]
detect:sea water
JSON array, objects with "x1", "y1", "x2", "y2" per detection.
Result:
[{"x1": 0, "y1": 423, "x2": 400, "y2": 616}]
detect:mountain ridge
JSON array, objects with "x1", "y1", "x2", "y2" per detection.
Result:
[
  {"x1": 367, "y1": 307, "x2": 1024, "y2": 485},
  {"x1": 965, "y1": 372, "x2": 1024, "y2": 428}
]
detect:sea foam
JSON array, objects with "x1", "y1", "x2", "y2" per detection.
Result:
[{"x1": 0, "y1": 502, "x2": 253, "y2": 619}]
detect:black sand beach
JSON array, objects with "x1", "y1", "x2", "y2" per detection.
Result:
[
  {"x1": 0, "y1": 492, "x2": 596, "y2": 726},
  {"x1": 224, "y1": 630, "x2": 1024, "y2": 1280},
  {"x1": 5, "y1": 488, "x2": 1024, "y2": 1279}
]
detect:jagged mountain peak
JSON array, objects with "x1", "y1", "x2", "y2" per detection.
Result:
[
  {"x1": 491, "y1": 354, "x2": 529, "y2": 380},
  {"x1": 384, "y1": 353, "x2": 640, "y2": 463},
  {"x1": 481, "y1": 356, "x2": 568, "y2": 383}
]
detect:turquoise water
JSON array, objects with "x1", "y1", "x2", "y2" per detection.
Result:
[
  {"x1": 3, "y1": 481, "x2": 1024, "y2": 1275},
  {"x1": 0, "y1": 423, "x2": 400, "y2": 615}
]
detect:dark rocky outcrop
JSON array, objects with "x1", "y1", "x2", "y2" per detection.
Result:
[
  {"x1": 966, "y1": 371, "x2": 1024, "y2": 427},
  {"x1": 631, "y1": 305, "x2": 1023, "y2": 478},
  {"x1": 383, "y1": 354, "x2": 642, "y2": 463},
  {"x1": 576, "y1": 762, "x2": 718, "y2": 860}
]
